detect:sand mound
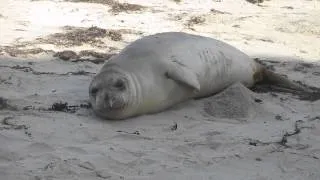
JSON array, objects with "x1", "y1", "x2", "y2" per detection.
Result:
[{"x1": 203, "y1": 83, "x2": 268, "y2": 120}]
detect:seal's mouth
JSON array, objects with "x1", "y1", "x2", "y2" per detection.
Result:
[
  {"x1": 105, "y1": 104, "x2": 125, "y2": 111},
  {"x1": 91, "y1": 98, "x2": 125, "y2": 111},
  {"x1": 90, "y1": 94, "x2": 127, "y2": 116},
  {"x1": 92, "y1": 104, "x2": 126, "y2": 119}
]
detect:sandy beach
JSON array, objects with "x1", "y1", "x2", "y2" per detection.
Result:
[{"x1": 0, "y1": 0, "x2": 320, "y2": 179}]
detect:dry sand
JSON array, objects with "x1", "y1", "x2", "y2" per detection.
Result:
[{"x1": 0, "y1": 0, "x2": 320, "y2": 179}]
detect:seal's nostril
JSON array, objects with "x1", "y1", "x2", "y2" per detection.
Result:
[
  {"x1": 104, "y1": 94, "x2": 114, "y2": 108},
  {"x1": 104, "y1": 94, "x2": 109, "y2": 101},
  {"x1": 91, "y1": 88, "x2": 98, "y2": 96}
]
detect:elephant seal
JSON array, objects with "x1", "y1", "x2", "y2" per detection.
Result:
[{"x1": 89, "y1": 32, "x2": 307, "y2": 120}]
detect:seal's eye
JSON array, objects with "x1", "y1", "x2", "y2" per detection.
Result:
[
  {"x1": 90, "y1": 88, "x2": 98, "y2": 96},
  {"x1": 114, "y1": 80, "x2": 125, "y2": 90}
]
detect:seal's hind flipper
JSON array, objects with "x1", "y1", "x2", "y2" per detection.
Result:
[
  {"x1": 166, "y1": 60, "x2": 200, "y2": 91},
  {"x1": 260, "y1": 68, "x2": 308, "y2": 92},
  {"x1": 253, "y1": 67, "x2": 320, "y2": 101},
  {"x1": 253, "y1": 58, "x2": 308, "y2": 92}
]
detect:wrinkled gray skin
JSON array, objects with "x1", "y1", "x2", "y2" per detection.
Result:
[{"x1": 89, "y1": 32, "x2": 297, "y2": 120}]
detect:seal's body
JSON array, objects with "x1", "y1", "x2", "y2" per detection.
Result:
[{"x1": 89, "y1": 32, "x2": 304, "y2": 120}]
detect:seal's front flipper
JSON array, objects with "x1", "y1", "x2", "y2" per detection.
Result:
[{"x1": 166, "y1": 60, "x2": 200, "y2": 91}]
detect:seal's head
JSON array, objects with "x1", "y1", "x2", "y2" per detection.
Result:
[{"x1": 89, "y1": 68, "x2": 136, "y2": 120}]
